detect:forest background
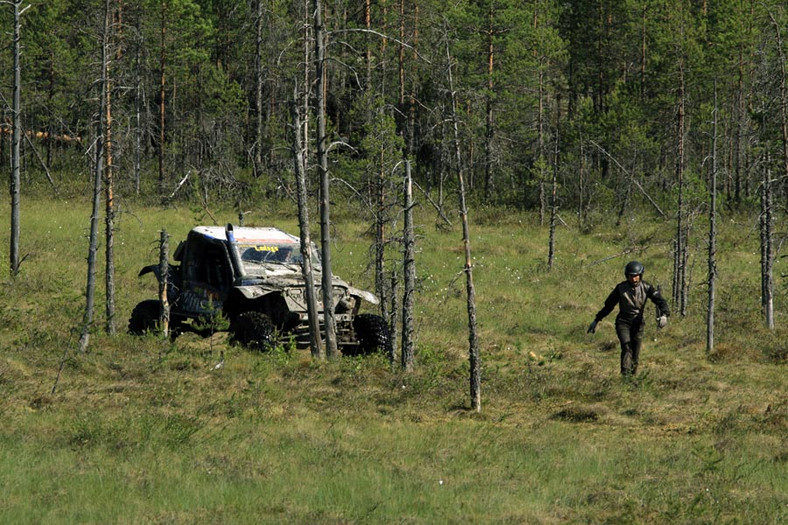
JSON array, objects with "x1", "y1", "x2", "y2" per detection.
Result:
[{"x1": 0, "y1": 0, "x2": 787, "y2": 523}]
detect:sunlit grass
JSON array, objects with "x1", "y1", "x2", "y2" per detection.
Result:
[{"x1": 0, "y1": 195, "x2": 785, "y2": 523}]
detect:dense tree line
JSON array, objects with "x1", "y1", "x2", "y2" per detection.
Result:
[{"x1": 0, "y1": 0, "x2": 785, "y2": 216}]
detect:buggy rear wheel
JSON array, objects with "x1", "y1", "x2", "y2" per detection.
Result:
[{"x1": 128, "y1": 300, "x2": 161, "y2": 335}]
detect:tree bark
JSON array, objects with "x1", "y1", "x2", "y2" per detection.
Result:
[
  {"x1": 707, "y1": 84, "x2": 718, "y2": 355},
  {"x1": 158, "y1": 1, "x2": 167, "y2": 195},
  {"x1": 673, "y1": 60, "x2": 688, "y2": 316},
  {"x1": 291, "y1": 86, "x2": 323, "y2": 358},
  {"x1": 254, "y1": 0, "x2": 264, "y2": 174},
  {"x1": 760, "y1": 155, "x2": 774, "y2": 329},
  {"x1": 79, "y1": 2, "x2": 109, "y2": 353},
  {"x1": 484, "y1": 3, "x2": 495, "y2": 199},
  {"x1": 314, "y1": 0, "x2": 337, "y2": 357},
  {"x1": 9, "y1": 1, "x2": 26, "y2": 278},
  {"x1": 447, "y1": 38, "x2": 480, "y2": 412},
  {"x1": 159, "y1": 230, "x2": 170, "y2": 338},
  {"x1": 401, "y1": 161, "x2": 415, "y2": 372},
  {"x1": 105, "y1": 0, "x2": 116, "y2": 335}
]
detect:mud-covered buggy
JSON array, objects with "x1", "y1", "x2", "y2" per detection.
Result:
[{"x1": 129, "y1": 224, "x2": 389, "y2": 355}]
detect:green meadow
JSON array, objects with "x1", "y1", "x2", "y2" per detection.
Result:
[{"x1": 0, "y1": 195, "x2": 785, "y2": 524}]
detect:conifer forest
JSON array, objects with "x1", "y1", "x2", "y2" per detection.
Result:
[{"x1": 2, "y1": 1, "x2": 787, "y2": 216}]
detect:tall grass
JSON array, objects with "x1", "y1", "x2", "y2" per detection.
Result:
[{"x1": 0, "y1": 196, "x2": 785, "y2": 523}]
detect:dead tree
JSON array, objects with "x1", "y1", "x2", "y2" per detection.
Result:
[
  {"x1": 547, "y1": 101, "x2": 560, "y2": 270},
  {"x1": 760, "y1": 155, "x2": 774, "y2": 329},
  {"x1": 447, "y1": 38, "x2": 481, "y2": 412},
  {"x1": 78, "y1": 17, "x2": 109, "y2": 353},
  {"x1": 707, "y1": 84, "x2": 718, "y2": 355},
  {"x1": 104, "y1": 0, "x2": 116, "y2": 334},
  {"x1": 314, "y1": 0, "x2": 338, "y2": 357},
  {"x1": 290, "y1": 87, "x2": 323, "y2": 358},
  {"x1": 159, "y1": 230, "x2": 170, "y2": 338},
  {"x1": 401, "y1": 161, "x2": 416, "y2": 371},
  {"x1": 9, "y1": 1, "x2": 30, "y2": 278},
  {"x1": 673, "y1": 60, "x2": 689, "y2": 317}
]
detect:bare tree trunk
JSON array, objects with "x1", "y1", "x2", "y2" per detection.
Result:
[
  {"x1": 640, "y1": 3, "x2": 647, "y2": 99},
  {"x1": 158, "y1": 2, "x2": 167, "y2": 195},
  {"x1": 79, "y1": 5, "x2": 110, "y2": 353},
  {"x1": 134, "y1": 16, "x2": 142, "y2": 195},
  {"x1": 9, "y1": 1, "x2": 27, "y2": 278},
  {"x1": 303, "y1": 0, "x2": 310, "y2": 168},
  {"x1": 537, "y1": 60, "x2": 545, "y2": 224},
  {"x1": 314, "y1": 0, "x2": 337, "y2": 357},
  {"x1": 365, "y1": 0, "x2": 371, "y2": 89},
  {"x1": 291, "y1": 85, "x2": 323, "y2": 358},
  {"x1": 254, "y1": 0, "x2": 264, "y2": 174},
  {"x1": 483, "y1": 4, "x2": 495, "y2": 199},
  {"x1": 547, "y1": 132, "x2": 558, "y2": 270},
  {"x1": 401, "y1": 161, "x2": 415, "y2": 372},
  {"x1": 104, "y1": 0, "x2": 116, "y2": 335},
  {"x1": 761, "y1": 154, "x2": 774, "y2": 329},
  {"x1": 707, "y1": 84, "x2": 718, "y2": 355},
  {"x1": 375, "y1": 153, "x2": 389, "y2": 329},
  {"x1": 673, "y1": 62, "x2": 688, "y2": 316},
  {"x1": 389, "y1": 268, "x2": 399, "y2": 365},
  {"x1": 447, "y1": 38, "x2": 480, "y2": 412},
  {"x1": 159, "y1": 230, "x2": 170, "y2": 338}
]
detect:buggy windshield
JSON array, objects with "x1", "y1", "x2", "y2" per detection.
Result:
[{"x1": 237, "y1": 242, "x2": 319, "y2": 271}]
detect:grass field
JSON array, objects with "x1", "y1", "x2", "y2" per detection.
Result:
[{"x1": 0, "y1": 195, "x2": 785, "y2": 524}]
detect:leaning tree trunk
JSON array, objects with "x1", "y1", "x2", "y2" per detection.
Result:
[
  {"x1": 290, "y1": 86, "x2": 323, "y2": 359},
  {"x1": 447, "y1": 38, "x2": 481, "y2": 412},
  {"x1": 314, "y1": 0, "x2": 337, "y2": 357}
]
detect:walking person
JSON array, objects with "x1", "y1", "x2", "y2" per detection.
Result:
[{"x1": 587, "y1": 261, "x2": 670, "y2": 377}]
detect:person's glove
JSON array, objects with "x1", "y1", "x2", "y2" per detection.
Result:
[
  {"x1": 587, "y1": 320, "x2": 598, "y2": 334},
  {"x1": 657, "y1": 315, "x2": 667, "y2": 329}
]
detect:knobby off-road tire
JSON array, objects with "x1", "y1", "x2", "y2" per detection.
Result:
[
  {"x1": 350, "y1": 313, "x2": 391, "y2": 356},
  {"x1": 128, "y1": 300, "x2": 161, "y2": 335},
  {"x1": 230, "y1": 311, "x2": 276, "y2": 351}
]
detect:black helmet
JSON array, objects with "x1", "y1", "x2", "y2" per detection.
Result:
[{"x1": 625, "y1": 260, "x2": 644, "y2": 276}]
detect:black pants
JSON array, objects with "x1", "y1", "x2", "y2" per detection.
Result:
[{"x1": 615, "y1": 317, "x2": 644, "y2": 376}]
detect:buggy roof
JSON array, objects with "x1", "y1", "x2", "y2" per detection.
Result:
[{"x1": 190, "y1": 226, "x2": 299, "y2": 244}]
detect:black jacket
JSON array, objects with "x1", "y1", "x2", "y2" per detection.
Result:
[{"x1": 594, "y1": 280, "x2": 670, "y2": 324}]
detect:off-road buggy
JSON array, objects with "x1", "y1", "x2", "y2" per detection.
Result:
[{"x1": 129, "y1": 224, "x2": 389, "y2": 355}]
